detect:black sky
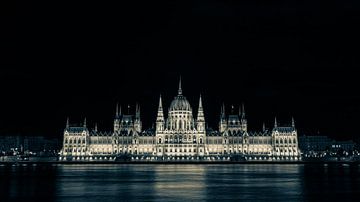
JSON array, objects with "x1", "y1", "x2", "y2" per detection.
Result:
[{"x1": 2, "y1": 0, "x2": 360, "y2": 140}]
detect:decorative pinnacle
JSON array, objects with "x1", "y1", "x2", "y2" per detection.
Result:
[{"x1": 178, "y1": 76, "x2": 182, "y2": 95}]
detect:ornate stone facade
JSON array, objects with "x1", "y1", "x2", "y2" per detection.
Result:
[{"x1": 59, "y1": 79, "x2": 301, "y2": 161}]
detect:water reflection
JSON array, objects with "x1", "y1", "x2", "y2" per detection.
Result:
[{"x1": 0, "y1": 164, "x2": 359, "y2": 202}]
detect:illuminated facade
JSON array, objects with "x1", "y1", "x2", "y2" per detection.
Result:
[{"x1": 59, "y1": 79, "x2": 301, "y2": 161}]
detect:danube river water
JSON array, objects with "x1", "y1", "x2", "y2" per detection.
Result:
[{"x1": 1, "y1": 164, "x2": 359, "y2": 202}]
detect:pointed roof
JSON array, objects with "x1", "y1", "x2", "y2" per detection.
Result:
[
  {"x1": 136, "y1": 102, "x2": 140, "y2": 116},
  {"x1": 221, "y1": 103, "x2": 225, "y2": 116},
  {"x1": 274, "y1": 117, "x2": 278, "y2": 128},
  {"x1": 178, "y1": 76, "x2": 182, "y2": 95},
  {"x1": 158, "y1": 94, "x2": 163, "y2": 110},
  {"x1": 262, "y1": 122, "x2": 266, "y2": 132},
  {"x1": 157, "y1": 94, "x2": 164, "y2": 121},
  {"x1": 198, "y1": 94, "x2": 203, "y2": 109},
  {"x1": 241, "y1": 103, "x2": 245, "y2": 118},
  {"x1": 116, "y1": 103, "x2": 119, "y2": 117},
  {"x1": 66, "y1": 117, "x2": 69, "y2": 128},
  {"x1": 197, "y1": 94, "x2": 205, "y2": 121}
]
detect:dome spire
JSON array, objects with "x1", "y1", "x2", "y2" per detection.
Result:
[{"x1": 178, "y1": 76, "x2": 182, "y2": 95}]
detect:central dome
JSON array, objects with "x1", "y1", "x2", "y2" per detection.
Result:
[
  {"x1": 169, "y1": 77, "x2": 192, "y2": 112},
  {"x1": 169, "y1": 95, "x2": 191, "y2": 111}
]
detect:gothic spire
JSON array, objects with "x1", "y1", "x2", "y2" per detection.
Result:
[
  {"x1": 220, "y1": 103, "x2": 226, "y2": 120},
  {"x1": 66, "y1": 117, "x2": 69, "y2": 128},
  {"x1": 197, "y1": 94, "x2": 204, "y2": 121},
  {"x1": 83, "y1": 117, "x2": 87, "y2": 128},
  {"x1": 178, "y1": 76, "x2": 182, "y2": 95},
  {"x1": 292, "y1": 117, "x2": 295, "y2": 128},
  {"x1": 158, "y1": 94, "x2": 163, "y2": 110},
  {"x1": 115, "y1": 103, "x2": 119, "y2": 117},
  {"x1": 263, "y1": 122, "x2": 266, "y2": 132},
  {"x1": 95, "y1": 123, "x2": 98, "y2": 132},
  {"x1": 157, "y1": 94, "x2": 164, "y2": 121},
  {"x1": 136, "y1": 103, "x2": 141, "y2": 119},
  {"x1": 199, "y1": 94, "x2": 203, "y2": 109},
  {"x1": 241, "y1": 103, "x2": 245, "y2": 118},
  {"x1": 274, "y1": 117, "x2": 278, "y2": 128}
]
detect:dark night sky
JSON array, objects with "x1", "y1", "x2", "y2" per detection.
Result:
[{"x1": 1, "y1": 1, "x2": 360, "y2": 140}]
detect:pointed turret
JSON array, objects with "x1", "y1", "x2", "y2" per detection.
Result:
[
  {"x1": 134, "y1": 102, "x2": 142, "y2": 132},
  {"x1": 241, "y1": 103, "x2": 245, "y2": 119},
  {"x1": 66, "y1": 117, "x2": 69, "y2": 128},
  {"x1": 221, "y1": 103, "x2": 226, "y2": 119},
  {"x1": 263, "y1": 122, "x2": 266, "y2": 132},
  {"x1": 115, "y1": 103, "x2": 119, "y2": 118},
  {"x1": 135, "y1": 103, "x2": 141, "y2": 119},
  {"x1": 178, "y1": 76, "x2": 182, "y2": 95},
  {"x1": 274, "y1": 117, "x2": 278, "y2": 128},
  {"x1": 219, "y1": 103, "x2": 227, "y2": 133},
  {"x1": 240, "y1": 103, "x2": 247, "y2": 132},
  {"x1": 95, "y1": 123, "x2": 98, "y2": 132},
  {"x1": 156, "y1": 94, "x2": 165, "y2": 131},
  {"x1": 292, "y1": 117, "x2": 295, "y2": 128},
  {"x1": 157, "y1": 94, "x2": 164, "y2": 119},
  {"x1": 83, "y1": 117, "x2": 87, "y2": 128},
  {"x1": 114, "y1": 103, "x2": 121, "y2": 132},
  {"x1": 197, "y1": 94, "x2": 204, "y2": 120},
  {"x1": 197, "y1": 94, "x2": 205, "y2": 131}
]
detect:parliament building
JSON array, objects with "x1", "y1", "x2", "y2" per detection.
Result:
[{"x1": 59, "y1": 79, "x2": 301, "y2": 161}]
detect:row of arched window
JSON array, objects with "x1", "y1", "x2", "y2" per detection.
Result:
[
  {"x1": 159, "y1": 136, "x2": 203, "y2": 144},
  {"x1": 275, "y1": 138, "x2": 297, "y2": 144},
  {"x1": 64, "y1": 148, "x2": 85, "y2": 153},
  {"x1": 64, "y1": 138, "x2": 85, "y2": 144},
  {"x1": 276, "y1": 148, "x2": 297, "y2": 153}
]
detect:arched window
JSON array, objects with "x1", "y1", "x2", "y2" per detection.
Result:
[
  {"x1": 159, "y1": 138, "x2": 162, "y2": 144},
  {"x1": 70, "y1": 139, "x2": 73, "y2": 144},
  {"x1": 200, "y1": 138, "x2": 203, "y2": 144},
  {"x1": 65, "y1": 138, "x2": 68, "y2": 144}
]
